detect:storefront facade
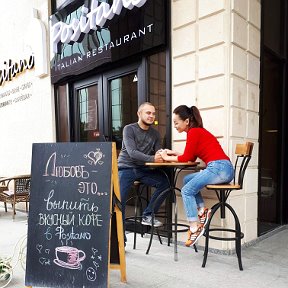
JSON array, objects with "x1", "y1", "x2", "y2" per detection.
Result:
[
  {"x1": 1, "y1": 0, "x2": 287, "y2": 251},
  {"x1": 51, "y1": 0, "x2": 170, "y2": 154}
]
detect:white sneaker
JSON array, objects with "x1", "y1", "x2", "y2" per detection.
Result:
[{"x1": 141, "y1": 215, "x2": 163, "y2": 227}]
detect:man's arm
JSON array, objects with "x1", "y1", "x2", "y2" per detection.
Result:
[
  {"x1": 123, "y1": 125, "x2": 155, "y2": 162},
  {"x1": 154, "y1": 150, "x2": 164, "y2": 163}
]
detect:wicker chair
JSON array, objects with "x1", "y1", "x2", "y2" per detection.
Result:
[{"x1": 0, "y1": 175, "x2": 31, "y2": 219}]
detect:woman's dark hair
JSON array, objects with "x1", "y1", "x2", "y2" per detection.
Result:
[{"x1": 173, "y1": 105, "x2": 203, "y2": 128}]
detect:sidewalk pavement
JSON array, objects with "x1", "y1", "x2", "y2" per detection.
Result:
[{"x1": 0, "y1": 208, "x2": 287, "y2": 288}]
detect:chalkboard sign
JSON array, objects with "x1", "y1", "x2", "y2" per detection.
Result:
[{"x1": 25, "y1": 142, "x2": 126, "y2": 288}]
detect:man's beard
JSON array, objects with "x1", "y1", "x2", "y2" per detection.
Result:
[{"x1": 142, "y1": 120, "x2": 153, "y2": 126}]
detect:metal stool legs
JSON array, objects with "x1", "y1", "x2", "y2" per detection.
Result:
[
  {"x1": 146, "y1": 188, "x2": 198, "y2": 259},
  {"x1": 125, "y1": 182, "x2": 147, "y2": 249},
  {"x1": 132, "y1": 189, "x2": 143, "y2": 249},
  {"x1": 202, "y1": 191, "x2": 244, "y2": 270}
]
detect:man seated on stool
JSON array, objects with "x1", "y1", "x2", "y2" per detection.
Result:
[{"x1": 118, "y1": 102, "x2": 170, "y2": 243}]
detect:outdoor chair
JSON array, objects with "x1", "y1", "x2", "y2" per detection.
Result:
[
  {"x1": 0, "y1": 175, "x2": 31, "y2": 219},
  {"x1": 0, "y1": 180, "x2": 8, "y2": 195},
  {"x1": 202, "y1": 142, "x2": 254, "y2": 271}
]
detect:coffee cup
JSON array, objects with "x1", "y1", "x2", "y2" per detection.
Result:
[{"x1": 55, "y1": 246, "x2": 86, "y2": 267}]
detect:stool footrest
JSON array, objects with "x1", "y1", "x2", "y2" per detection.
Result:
[
  {"x1": 205, "y1": 228, "x2": 244, "y2": 241},
  {"x1": 159, "y1": 223, "x2": 189, "y2": 233},
  {"x1": 125, "y1": 216, "x2": 143, "y2": 221}
]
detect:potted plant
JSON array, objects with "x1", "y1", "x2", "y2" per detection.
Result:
[{"x1": 0, "y1": 257, "x2": 12, "y2": 288}]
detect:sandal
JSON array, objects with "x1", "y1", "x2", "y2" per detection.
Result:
[{"x1": 185, "y1": 225, "x2": 205, "y2": 247}]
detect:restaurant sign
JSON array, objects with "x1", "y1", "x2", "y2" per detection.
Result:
[
  {"x1": 0, "y1": 55, "x2": 34, "y2": 87},
  {"x1": 50, "y1": 0, "x2": 167, "y2": 83}
]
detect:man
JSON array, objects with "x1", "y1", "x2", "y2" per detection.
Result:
[{"x1": 118, "y1": 102, "x2": 170, "y2": 234}]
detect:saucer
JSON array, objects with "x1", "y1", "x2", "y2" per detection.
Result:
[{"x1": 53, "y1": 258, "x2": 82, "y2": 270}]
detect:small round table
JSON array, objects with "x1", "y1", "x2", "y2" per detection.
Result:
[{"x1": 145, "y1": 161, "x2": 199, "y2": 261}]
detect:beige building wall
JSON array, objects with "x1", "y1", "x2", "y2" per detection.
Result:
[
  {"x1": 171, "y1": 0, "x2": 261, "y2": 249},
  {"x1": 0, "y1": 0, "x2": 54, "y2": 176}
]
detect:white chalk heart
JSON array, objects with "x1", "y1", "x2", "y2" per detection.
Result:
[
  {"x1": 36, "y1": 244, "x2": 43, "y2": 254},
  {"x1": 87, "y1": 151, "x2": 103, "y2": 165}
]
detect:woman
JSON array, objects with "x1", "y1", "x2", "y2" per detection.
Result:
[{"x1": 159, "y1": 105, "x2": 234, "y2": 247}]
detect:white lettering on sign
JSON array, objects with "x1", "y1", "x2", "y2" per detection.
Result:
[
  {"x1": 52, "y1": 23, "x2": 153, "y2": 72},
  {"x1": 50, "y1": 0, "x2": 148, "y2": 53}
]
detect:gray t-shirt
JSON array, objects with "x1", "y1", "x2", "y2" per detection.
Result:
[{"x1": 118, "y1": 123, "x2": 162, "y2": 168}]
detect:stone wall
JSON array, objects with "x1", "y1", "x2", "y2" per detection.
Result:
[{"x1": 171, "y1": 0, "x2": 261, "y2": 248}]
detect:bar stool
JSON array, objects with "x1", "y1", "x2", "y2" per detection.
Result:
[
  {"x1": 202, "y1": 142, "x2": 254, "y2": 270},
  {"x1": 125, "y1": 181, "x2": 163, "y2": 249},
  {"x1": 125, "y1": 181, "x2": 148, "y2": 249}
]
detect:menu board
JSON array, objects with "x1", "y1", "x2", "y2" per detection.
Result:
[{"x1": 25, "y1": 142, "x2": 116, "y2": 288}]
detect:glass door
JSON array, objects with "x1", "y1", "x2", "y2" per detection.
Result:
[
  {"x1": 258, "y1": 51, "x2": 283, "y2": 234},
  {"x1": 102, "y1": 63, "x2": 144, "y2": 151},
  {"x1": 258, "y1": 0, "x2": 287, "y2": 235},
  {"x1": 106, "y1": 72, "x2": 139, "y2": 151},
  {"x1": 71, "y1": 64, "x2": 141, "y2": 144},
  {"x1": 73, "y1": 76, "x2": 103, "y2": 142}
]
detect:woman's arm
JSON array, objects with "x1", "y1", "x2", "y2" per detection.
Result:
[{"x1": 163, "y1": 149, "x2": 180, "y2": 156}]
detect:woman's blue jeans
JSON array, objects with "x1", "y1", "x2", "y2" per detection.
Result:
[{"x1": 181, "y1": 160, "x2": 234, "y2": 222}]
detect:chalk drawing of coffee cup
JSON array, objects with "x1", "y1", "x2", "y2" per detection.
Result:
[{"x1": 53, "y1": 246, "x2": 86, "y2": 269}]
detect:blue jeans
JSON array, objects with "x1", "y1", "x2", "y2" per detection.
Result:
[
  {"x1": 181, "y1": 160, "x2": 234, "y2": 222},
  {"x1": 118, "y1": 167, "x2": 170, "y2": 223}
]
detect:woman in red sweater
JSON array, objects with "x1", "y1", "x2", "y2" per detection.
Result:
[{"x1": 160, "y1": 105, "x2": 234, "y2": 246}]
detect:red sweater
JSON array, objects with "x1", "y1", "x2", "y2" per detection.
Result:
[{"x1": 177, "y1": 128, "x2": 230, "y2": 164}]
